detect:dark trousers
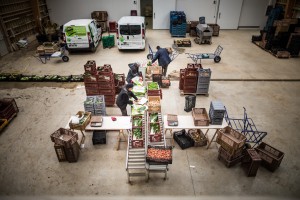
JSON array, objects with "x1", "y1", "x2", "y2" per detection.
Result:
[
  {"x1": 162, "y1": 65, "x2": 168, "y2": 77},
  {"x1": 120, "y1": 107, "x2": 128, "y2": 116}
]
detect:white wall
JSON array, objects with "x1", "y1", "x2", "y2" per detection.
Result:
[
  {"x1": 176, "y1": 0, "x2": 217, "y2": 23},
  {"x1": 238, "y1": 0, "x2": 269, "y2": 28},
  {"x1": 46, "y1": 0, "x2": 140, "y2": 26}
]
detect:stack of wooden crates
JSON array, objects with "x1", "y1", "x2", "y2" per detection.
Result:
[
  {"x1": 91, "y1": 11, "x2": 108, "y2": 32},
  {"x1": 50, "y1": 128, "x2": 80, "y2": 162}
]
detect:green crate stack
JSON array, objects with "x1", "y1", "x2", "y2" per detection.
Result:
[{"x1": 102, "y1": 35, "x2": 115, "y2": 48}]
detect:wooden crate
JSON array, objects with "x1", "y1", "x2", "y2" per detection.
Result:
[
  {"x1": 69, "y1": 111, "x2": 91, "y2": 131},
  {"x1": 187, "y1": 129, "x2": 207, "y2": 147},
  {"x1": 148, "y1": 96, "x2": 161, "y2": 113},
  {"x1": 255, "y1": 142, "x2": 284, "y2": 172},
  {"x1": 242, "y1": 149, "x2": 261, "y2": 177},
  {"x1": 192, "y1": 108, "x2": 210, "y2": 126},
  {"x1": 216, "y1": 126, "x2": 246, "y2": 150}
]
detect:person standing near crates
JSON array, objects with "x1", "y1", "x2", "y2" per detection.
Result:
[
  {"x1": 126, "y1": 63, "x2": 142, "y2": 83},
  {"x1": 116, "y1": 83, "x2": 138, "y2": 116},
  {"x1": 152, "y1": 46, "x2": 171, "y2": 77}
]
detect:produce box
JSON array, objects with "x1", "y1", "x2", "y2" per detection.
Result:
[
  {"x1": 173, "y1": 129, "x2": 194, "y2": 150},
  {"x1": 187, "y1": 129, "x2": 207, "y2": 147},
  {"x1": 50, "y1": 128, "x2": 78, "y2": 148},
  {"x1": 132, "y1": 115, "x2": 143, "y2": 127},
  {"x1": 146, "y1": 145, "x2": 172, "y2": 164},
  {"x1": 132, "y1": 85, "x2": 146, "y2": 96},
  {"x1": 192, "y1": 108, "x2": 210, "y2": 126},
  {"x1": 255, "y1": 142, "x2": 284, "y2": 172},
  {"x1": 147, "y1": 82, "x2": 162, "y2": 99},
  {"x1": 69, "y1": 111, "x2": 91, "y2": 131},
  {"x1": 148, "y1": 96, "x2": 161, "y2": 113},
  {"x1": 216, "y1": 126, "x2": 246, "y2": 151},
  {"x1": 149, "y1": 122, "x2": 162, "y2": 142},
  {"x1": 147, "y1": 65, "x2": 162, "y2": 75},
  {"x1": 131, "y1": 104, "x2": 147, "y2": 116},
  {"x1": 132, "y1": 127, "x2": 144, "y2": 148},
  {"x1": 84, "y1": 60, "x2": 97, "y2": 75}
]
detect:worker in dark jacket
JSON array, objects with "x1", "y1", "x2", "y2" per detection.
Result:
[
  {"x1": 126, "y1": 63, "x2": 142, "y2": 83},
  {"x1": 152, "y1": 46, "x2": 171, "y2": 76},
  {"x1": 116, "y1": 83, "x2": 138, "y2": 116}
]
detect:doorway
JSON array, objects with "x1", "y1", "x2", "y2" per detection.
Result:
[{"x1": 140, "y1": 0, "x2": 153, "y2": 29}]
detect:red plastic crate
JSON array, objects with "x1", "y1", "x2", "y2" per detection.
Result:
[
  {"x1": 85, "y1": 87, "x2": 100, "y2": 96},
  {"x1": 98, "y1": 82, "x2": 115, "y2": 89},
  {"x1": 83, "y1": 73, "x2": 99, "y2": 83},
  {"x1": 84, "y1": 60, "x2": 97, "y2": 75},
  {"x1": 99, "y1": 89, "x2": 116, "y2": 95},
  {"x1": 109, "y1": 21, "x2": 117, "y2": 32},
  {"x1": 85, "y1": 83, "x2": 99, "y2": 89}
]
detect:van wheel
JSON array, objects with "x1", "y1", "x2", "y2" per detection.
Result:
[{"x1": 90, "y1": 44, "x2": 96, "y2": 52}]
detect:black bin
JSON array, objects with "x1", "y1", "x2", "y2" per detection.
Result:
[
  {"x1": 184, "y1": 95, "x2": 196, "y2": 112},
  {"x1": 92, "y1": 130, "x2": 107, "y2": 145}
]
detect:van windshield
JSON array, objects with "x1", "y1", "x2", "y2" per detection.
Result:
[{"x1": 120, "y1": 25, "x2": 141, "y2": 35}]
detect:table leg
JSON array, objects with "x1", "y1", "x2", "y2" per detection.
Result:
[
  {"x1": 164, "y1": 129, "x2": 174, "y2": 147},
  {"x1": 80, "y1": 130, "x2": 85, "y2": 148},
  {"x1": 115, "y1": 129, "x2": 129, "y2": 151},
  {"x1": 204, "y1": 129, "x2": 209, "y2": 137},
  {"x1": 206, "y1": 129, "x2": 219, "y2": 149}
]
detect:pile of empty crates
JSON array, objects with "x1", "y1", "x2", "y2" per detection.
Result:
[
  {"x1": 197, "y1": 68, "x2": 211, "y2": 95},
  {"x1": 83, "y1": 60, "x2": 116, "y2": 106},
  {"x1": 179, "y1": 63, "x2": 201, "y2": 93},
  {"x1": 209, "y1": 100, "x2": 225, "y2": 125},
  {"x1": 91, "y1": 11, "x2": 108, "y2": 32},
  {"x1": 216, "y1": 126, "x2": 246, "y2": 167},
  {"x1": 170, "y1": 11, "x2": 187, "y2": 37},
  {"x1": 84, "y1": 95, "x2": 106, "y2": 116},
  {"x1": 50, "y1": 128, "x2": 80, "y2": 162}
]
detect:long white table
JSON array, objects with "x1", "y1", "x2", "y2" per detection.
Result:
[
  {"x1": 66, "y1": 116, "x2": 132, "y2": 150},
  {"x1": 163, "y1": 115, "x2": 228, "y2": 149}
]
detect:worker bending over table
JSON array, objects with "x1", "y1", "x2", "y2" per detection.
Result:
[{"x1": 116, "y1": 83, "x2": 138, "y2": 116}]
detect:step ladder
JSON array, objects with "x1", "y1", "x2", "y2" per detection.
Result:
[{"x1": 146, "y1": 112, "x2": 169, "y2": 180}]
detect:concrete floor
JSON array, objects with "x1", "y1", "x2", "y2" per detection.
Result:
[{"x1": 0, "y1": 30, "x2": 300, "y2": 200}]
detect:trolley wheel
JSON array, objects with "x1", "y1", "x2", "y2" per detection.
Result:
[
  {"x1": 147, "y1": 54, "x2": 153, "y2": 60},
  {"x1": 62, "y1": 56, "x2": 69, "y2": 62},
  {"x1": 214, "y1": 56, "x2": 221, "y2": 63}
]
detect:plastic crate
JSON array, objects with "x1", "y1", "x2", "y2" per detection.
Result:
[
  {"x1": 54, "y1": 144, "x2": 67, "y2": 162},
  {"x1": 92, "y1": 130, "x2": 106, "y2": 144},
  {"x1": 210, "y1": 117, "x2": 223, "y2": 125},
  {"x1": 217, "y1": 126, "x2": 246, "y2": 150},
  {"x1": 98, "y1": 74, "x2": 114, "y2": 82},
  {"x1": 152, "y1": 74, "x2": 162, "y2": 87},
  {"x1": 85, "y1": 87, "x2": 100, "y2": 96},
  {"x1": 255, "y1": 142, "x2": 284, "y2": 172},
  {"x1": 50, "y1": 128, "x2": 78, "y2": 148},
  {"x1": 65, "y1": 142, "x2": 80, "y2": 163},
  {"x1": 99, "y1": 89, "x2": 115, "y2": 95},
  {"x1": 197, "y1": 83, "x2": 209, "y2": 90},
  {"x1": 192, "y1": 108, "x2": 210, "y2": 126},
  {"x1": 173, "y1": 129, "x2": 194, "y2": 149},
  {"x1": 242, "y1": 149, "x2": 261, "y2": 177},
  {"x1": 91, "y1": 11, "x2": 108, "y2": 21},
  {"x1": 84, "y1": 60, "x2": 97, "y2": 74}
]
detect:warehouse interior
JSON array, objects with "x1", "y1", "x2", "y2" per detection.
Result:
[{"x1": 0, "y1": 0, "x2": 300, "y2": 200}]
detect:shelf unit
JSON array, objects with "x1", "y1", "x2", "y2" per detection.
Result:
[{"x1": 0, "y1": 0, "x2": 51, "y2": 53}]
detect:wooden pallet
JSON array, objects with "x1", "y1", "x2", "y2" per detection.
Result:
[
  {"x1": 0, "y1": 113, "x2": 17, "y2": 132},
  {"x1": 180, "y1": 90, "x2": 209, "y2": 97}
]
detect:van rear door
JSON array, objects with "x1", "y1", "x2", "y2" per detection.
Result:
[
  {"x1": 65, "y1": 26, "x2": 89, "y2": 48},
  {"x1": 119, "y1": 24, "x2": 143, "y2": 48}
]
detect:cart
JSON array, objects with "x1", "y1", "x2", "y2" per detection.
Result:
[
  {"x1": 186, "y1": 45, "x2": 223, "y2": 64},
  {"x1": 224, "y1": 107, "x2": 267, "y2": 148},
  {"x1": 146, "y1": 44, "x2": 182, "y2": 61},
  {"x1": 35, "y1": 46, "x2": 69, "y2": 64}
]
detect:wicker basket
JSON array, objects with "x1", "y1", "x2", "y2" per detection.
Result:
[
  {"x1": 69, "y1": 111, "x2": 91, "y2": 131},
  {"x1": 187, "y1": 129, "x2": 207, "y2": 147},
  {"x1": 192, "y1": 108, "x2": 209, "y2": 126},
  {"x1": 50, "y1": 128, "x2": 78, "y2": 148}
]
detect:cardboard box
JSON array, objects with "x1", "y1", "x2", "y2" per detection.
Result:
[{"x1": 147, "y1": 65, "x2": 162, "y2": 74}]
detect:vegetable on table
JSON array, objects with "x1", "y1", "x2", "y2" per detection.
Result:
[
  {"x1": 150, "y1": 123, "x2": 160, "y2": 135},
  {"x1": 149, "y1": 113, "x2": 158, "y2": 123},
  {"x1": 133, "y1": 128, "x2": 143, "y2": 139},
  {"x1": 147, "y1": 147, "x2": 172, "y2": 160},
  {"x1": 133, "y1": 117, "x2": 143, "y2": 127},
  {"x1": 148, "y1": 82, "x2": 159, "y2": 90}
]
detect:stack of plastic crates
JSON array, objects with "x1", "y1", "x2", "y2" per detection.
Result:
[
  {"x1": 84, "y1": 96, "x2": 95, "y2": 115},
  {"x1": 84, "y1": 95, "x2": 106, "y2": 116},
  {"x1": 196, "y1": 68, "x2": 211, "y2": 94},
  {"x1": 94, "y1": 95, "x2": 106, "y2": 116},
  {"x1": 170, "y1": 11, "x2": 187, "y2": 37},
  {"x1": 102, "y1": 35, "x2": 115, "y2": 48},
  {"x1": 209, "y1": 100, "x2": 225, "y2": 125}
]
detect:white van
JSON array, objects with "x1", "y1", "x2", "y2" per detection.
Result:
[
  {"x1": 63, "y1": 19, "x2": 101, "y2": 52},
  {"x1": 117, "y1": 16, "x2": 146, "y2": 50}
]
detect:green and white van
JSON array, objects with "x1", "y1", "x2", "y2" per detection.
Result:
[
  {"x1": 117, "y1": 16, "x2": 146, "y2": 50},
  {"x1": 63, "y1": 19, "x2": 101, "y2": 52}
]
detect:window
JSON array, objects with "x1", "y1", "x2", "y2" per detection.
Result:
[{"x1": 120, "y1": 25, "x2": 141, "y2": 35}]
